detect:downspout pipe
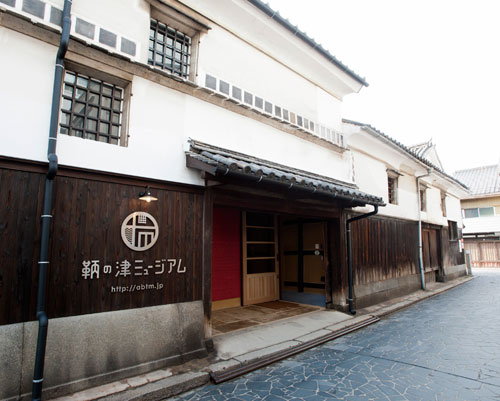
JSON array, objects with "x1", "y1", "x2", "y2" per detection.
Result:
[
  {"x1": 416, "y1": 169, "x2": 432, "y2": 291},
  {"x1": 346, "y1": 205, "x2": 379, "y2": 315},
  {"x1": 32, "y1": 1, "x2": 72, "y2": 400}
]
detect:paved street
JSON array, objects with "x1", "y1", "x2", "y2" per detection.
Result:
[{"x1": 173, "y1": 269, "x2": 500, "y2": 400}]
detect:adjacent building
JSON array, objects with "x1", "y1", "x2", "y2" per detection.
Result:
[
  {"x1": 343, "y1": 121, "x2": 469, "y2": 305},
  {"x1": 0, "y1": 0, "x2": 469, "y2": 399},
  {"x1": 454, "y1": 163, "x2": 500, "y2": 266}
]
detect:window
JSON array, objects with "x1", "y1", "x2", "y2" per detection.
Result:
[
  {"x1": 480, "y1": 207, "x2": 495, "y2": 217},
  {"x1": 149, "y1": 19, "x2": 191, "y2": 78},
  {"x1": 387, "y1": 170, "x2": 399, "y2": 205},
  {"x1": 388, "y1": 176, "x2": 397, "y2": 204},
  {"x1": 448, "y1": 220, "x2": 458, "y2": 241},
  {"x1": 419, "y1": 187, "x2": 426, "y2": 212},
  {"x1": 60, "y1": 70, "x2": 126, "y2": 145},
  {"x1": 441, "y1": 192, "x2": 447, "y2": 217},
  {"x1": 463, "y1": 207, "x2": 495, "y2": 218},
  {"x1": 463, "y1": 208, "x2": 479, "y2": 218},
  {"x1": 148, "y1": 0, "x2": 208, "y2": 82}
]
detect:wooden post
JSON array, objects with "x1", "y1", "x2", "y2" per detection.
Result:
[{"x1": 202, "y1": 187, "x2": 213, "y2": 345}]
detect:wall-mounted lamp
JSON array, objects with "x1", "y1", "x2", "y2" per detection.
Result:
[{"x1": 138, "y1": 186, "x2": 158, "y2": 202}]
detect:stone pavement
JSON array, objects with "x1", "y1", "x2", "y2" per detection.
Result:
[
  {"x1": 174, "y1": 269, "x2": 499, "y2": 401},
  {"x1": 50, "y1": 273, "x2": 476, "y2": 401}
]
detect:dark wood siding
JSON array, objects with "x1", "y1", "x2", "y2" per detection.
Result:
[
  {"x1": 441, "y1": 227, "x2": 465, "y2": 267},
  {"x1": 350, "y1": 215, "x2": 419, "y2": 285},
  {"x1": 0, "y1": 168, "x2": 44, "y2": 325},
  {"x1": 0, "y1": 163, "x2": 203, "y2": 325}
]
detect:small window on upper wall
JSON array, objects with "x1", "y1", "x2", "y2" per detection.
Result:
[
  {"x1": 387, "y1": 176, "x2": 397, "y2": 204},
  {"x1": 149, "y1": 19, "x2": 191, "y2": 79},
  {"x1": 59, "y1": 68, "x2": 130, "y2": 146},
  {"x1": 441, "y1": 192, "x2": 447, "y2": 217},
  {"x1": 148, "y1": 0, "x2": 210, "y2": 82},
  {"x1": 387, "y1": 170, "x2": 400, "y2": 205},
  {"x1": 419, "y1": 187, "x2": 427, "y2": 212}
]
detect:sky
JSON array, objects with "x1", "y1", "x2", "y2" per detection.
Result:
[{"x1": 266, "y1": 0, "x2": 500, "y2": 174}]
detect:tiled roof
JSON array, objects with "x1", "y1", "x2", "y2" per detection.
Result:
[
  {"x1": 409, "y1": 140, "x2": 432, "y2": 158},
  {"x1": 246, "y1": 0, "x2": 368, "y2": 87},
  {"x1": 186, "y1": 139, "x2": 385, "y2": 207},
  {"x1": 454, "y1": 165, "x2": 500, "y2": 196},
  {"x1": 343, "y1": 119, "x2": 469, "y2": 191}
]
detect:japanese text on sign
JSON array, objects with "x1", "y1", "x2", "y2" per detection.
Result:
[{"x1": 81, "y1": 259, "x2": 187, "y2": 280}]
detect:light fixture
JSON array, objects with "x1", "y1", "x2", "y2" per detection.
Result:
[{"x1": 138, "y1": 186, "x2": 158, "y2": 202}]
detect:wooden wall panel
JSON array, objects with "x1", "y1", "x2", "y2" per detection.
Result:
[
  {"x1": 350, "y1": 215, "x2": 419, "y2": 285},
  {"x1": 0, "y1": 164, "x2": 203, "y2": 325},
  {"x1": 464, "y1": 240, "x2": 500, "y2": 267},
  {"x1": 0, "y1": 168, "x2": 45, "y2": 324},
  {"x1": 441, "y1": 228, "x2": 465, "y2": 268}
]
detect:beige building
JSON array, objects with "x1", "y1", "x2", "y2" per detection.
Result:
[{"x1": 454, "y1": 163, "x2": 500, "y2": 266}]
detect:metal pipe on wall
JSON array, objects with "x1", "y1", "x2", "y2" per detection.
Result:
[
  {"x1": 416, "y1": 169, "x2": 432, "y2": 291},
  {"x1": 32, "y1": 1, "x2": 72, "y2": 399},
  {"x1": 346, "y1": 205, "x2": 379, "y2": 315}
]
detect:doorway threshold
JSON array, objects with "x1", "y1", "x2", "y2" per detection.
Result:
[{"x1": 212, "y1": 301, "x2": 321, "y2": 336}]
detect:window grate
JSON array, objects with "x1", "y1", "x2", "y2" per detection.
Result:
[
  {"x1": 60, "y1": 71, "x2": 123, "y2": 145},
  {"x1": 388, "y1": 176, "x2": 397, "y2": 204},
  {"x1": 149, "y1": 19, "x2": 191, "y2": 79}
]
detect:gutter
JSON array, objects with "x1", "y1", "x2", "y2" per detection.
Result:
[
  {"x1": 32, "y1": 1, "x2": 72, "y2": 399},
  {"x1": 416, "y1": 170, "x2": 432, "y2": 291},
  {"x1": 346, "y1": 205, "x2": 379, "y2": 315}
]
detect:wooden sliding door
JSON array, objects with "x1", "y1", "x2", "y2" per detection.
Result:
[{"x1": 242, "y1": 211, "x2": 279, "y2": 305}]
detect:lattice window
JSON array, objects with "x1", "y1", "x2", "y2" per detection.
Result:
[
  {"x1": 420, "y1": 188, "x2": 427, "y2": 212},
  {"x1": 149, "y1": 19, "x2": 191, "y2": 79},
  {"x1": 60, "y1": 71, "x2": 124, "y2": 145},
  {"x1": 388, "y1": 176, "x2": 397, "y2": 204}
]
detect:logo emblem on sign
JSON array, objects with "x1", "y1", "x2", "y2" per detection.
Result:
[{"x1": 121, "y1": 212, "x2": 159, "y2": 251}]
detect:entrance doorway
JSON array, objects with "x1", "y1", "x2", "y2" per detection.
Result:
[
  {"x1": 242, "y1": 211, "x2": 280, "y2": 305},
  {"x1": 280, "y1": 218, "x2": 327, "y2": 307},
  {"x1": 212, "y1": 209, "x2": 328, "y2": 312}
]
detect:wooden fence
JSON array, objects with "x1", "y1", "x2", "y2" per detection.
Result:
[{"x1": 465, "y1": 240, "x2": 500, "y2": 267}]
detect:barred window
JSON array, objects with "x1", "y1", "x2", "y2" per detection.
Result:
[
  {"x1": 388, "y1": 176, "x2": 397, "y2": 204},
  {"x1": 60, "y1": 71, "x2": 124, "y2": 145},
  {"x1": 420, "y1": 188, "x2": 426, "y2": 212},
  {"x1": 149, "y1": 19, "x2": 191, "y2": 78}
]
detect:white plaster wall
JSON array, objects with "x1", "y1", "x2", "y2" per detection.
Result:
[
  {"x1": 185, "y1": 95, "x2": 351, "y2": 181},
  {"x1": 0, "y1": 8, "x2": 351, "y2": 185},
  {"x1": 58, "y1": 75, "x2": 350, "y2": 183},
  {"x1": 57, "y1": 75, "x2": 204, "y2": 184},
  {"x1": 351, "y1": 148, "x2": 460, "y2": 226},
  {"x1": 316, "y1": 86, "x2": 343, "y2": 131},
  {"x1": 59, "y1": 0, "x2": 347, "y2": 130},
  {"x1": 0, "y1": 28, "x2": 55, "y2": 163},
  {"x1": 346, "y1": 125, "x2": 464, "y2": 227},
  {"x1": 197, "y1": 24, "x2": 343, "y2": 129},
  {"x1": 48, "y1": 0, "x2": 149, "y2": 59},
  {"x1": 0, "y1": 30, "x2": 350, "y2": 185},
  {"x1": 446, "y1": 195, "x2": 463, "y2": 227},
  {"x1": 352, "y1": 150, "x2": 418, "y2": 221},
  {"x1": 183, "y1": 0, "x2": 362, "y2": 99}
]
